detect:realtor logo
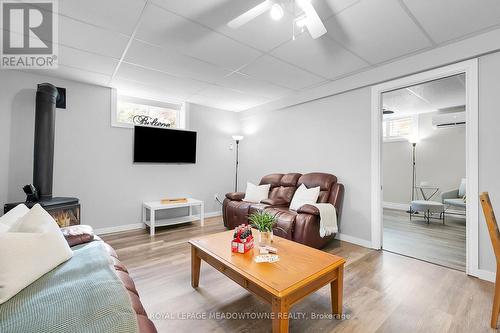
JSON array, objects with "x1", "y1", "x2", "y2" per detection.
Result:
[{"x1": 1, "y1": 0, "x2": 58, "y2": 68}]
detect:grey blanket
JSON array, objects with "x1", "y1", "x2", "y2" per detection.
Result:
[{"x1": 0, "y1": 241, "x2": 139, "y2": 333}]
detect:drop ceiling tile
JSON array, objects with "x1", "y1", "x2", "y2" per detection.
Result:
[
  {"x1": 151, "y1": 0, "x2": 265, "y2": 30},
  {"x1": 112, "y1": 79, "x2": 186, "y2": 104},
  {"x1": 124, "y1": 40, "x2": 231, "y2": 83},
  {"x1": 189, "y1": 86, "x2": 270, "y2": 112},
  {"x1": 240, "y1": 55, "x2": 325, "y2": 90},
  {"x1": 325, "y1": 0, "x2": 432, "y2": 64},
  {"x1": 383, "y1": 89, "x2": 433, "y2": 115},
  {"x1": 135, "y1": 4, "x2": 262, "y2": 70},
  {"x1": 406, "y1": 74, "x2": 465, "y2": 110},
  {"x1": 115, "y1": 63, "x2": 208, "y2": 99},
  {"x1": 59, "y1": 16, "x2": 129, "y2": 58},
  {"x1": 219, "y1": 72, "x2": 292, "y2": 100},
  {"x1": 30, "y1": 65, "x2": 112, "y2": 87},
  {"x1": 311, "y1": 0, "x2": 361, "y2": 20},
  {"x1": 58, "y1": 46, "x2": 118, "y2": 76},
  {"x1": 382, "y1": 74, "x2": 466, "y2": 116},
  {"x1": 271, "y1": 32, "x2": 368, "y2": 79},
  {"x1": 216, "y1": 9, "x2": 295, "y2": 52},
  {"x1": 59, "y1": 0, "x2": 146, "y2": 35},
  {"x1": 403, "y1": 0, "x2": 500, "y2": 44},
  {"x1": 184, "y1": 33, "x2": 262, "y2": 72}
]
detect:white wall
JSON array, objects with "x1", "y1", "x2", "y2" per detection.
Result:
[
  {"x1": 239, "y1": 88, "x2": 372, "y2": 243},
  {"x1": 0, "y1": 71, "x2": 239, "y2": 230},
  {"x1": 238, "y1": 50, "x2": 500, "y2": 276},
  {"x1": 383, "y1": 112, "x2": 465, "y2": 204},
  {"x1": 2, "y1": 39, "x2": 500, "y2": 278},
  {"x1": 478, "y1": 51, "x2": 500, "y2": 272}
]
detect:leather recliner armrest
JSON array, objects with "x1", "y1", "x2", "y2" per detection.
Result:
[
  {"x1": 297, "y1": 204, "x2": 320, "y2": 216},
  {"x1": 61, "y1": 225, "x2": 95, "y2": 247},
  {"x1": 225, "y1": 192, "x2": 245, "y2": 201},
  {"x1": 260, "y1": 198, "x2": 289, "y2": 206}
]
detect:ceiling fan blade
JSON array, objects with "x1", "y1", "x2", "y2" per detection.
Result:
[
  {"x1": 297, "y1": 0, "x2": 327, "y2": 39},
  {"x1": 227, "y1": 1, "x2": 273, "y2": 29}
]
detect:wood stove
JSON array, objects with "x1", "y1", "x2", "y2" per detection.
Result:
[{"x1": 3, "y1": 83, "x2": 80, "y2": 227}]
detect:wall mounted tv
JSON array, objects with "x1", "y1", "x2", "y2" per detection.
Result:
[{"x1": 134, "y1": 126, "x2": 197, "y2": 163}]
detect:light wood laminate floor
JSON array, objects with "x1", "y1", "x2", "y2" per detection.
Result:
[
  {"x1": 383, "y1": 208, "x2": 466, "y2": 271},
  {"x1": 103, "y1": 216, "x2": 494, "y2": 333}
]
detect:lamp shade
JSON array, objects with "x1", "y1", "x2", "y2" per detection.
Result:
[{"x1": 232, "y1": 135, "x2": 244, "y2": 141}]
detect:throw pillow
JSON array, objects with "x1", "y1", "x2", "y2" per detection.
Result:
[
  {"x1": 0, "y1": 204, "x2": 73, "y2": 304},
  {"x1": 243, "y1": 182, "x2": 271, "y2": 203},
  {"x1": 0, "y1": 204, "x2": 29, "y2": 232},
  {"x1": 290, "y1": 184, "x2": 321, "y2": 211}
]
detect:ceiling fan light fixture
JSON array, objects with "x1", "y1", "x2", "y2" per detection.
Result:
[
  {"x1": 296, "y1": 15, "x2": 307, "y2": 28},
  {"x1": 270, "y1": 3, "x2": 284, "y2": 21},
  {"x1": 296, "y1": 0, "x2": 311, "y2": 8}
]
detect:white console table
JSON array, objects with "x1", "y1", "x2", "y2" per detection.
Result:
[{"x1": 142, "y1": 198, "x2": 204, "y2": 236}]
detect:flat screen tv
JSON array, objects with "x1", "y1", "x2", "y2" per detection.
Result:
[{"x1": 134, "y1": 126, "x2": 197, "y2": 163}]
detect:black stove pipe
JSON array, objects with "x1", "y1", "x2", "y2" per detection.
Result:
[{"x1": 33, "y1": 83, "x2": 58, "y2": 200}]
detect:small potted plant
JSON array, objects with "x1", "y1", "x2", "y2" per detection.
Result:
[{"x1": 248, "y1": 211, "x2": 276, "y2": 246}]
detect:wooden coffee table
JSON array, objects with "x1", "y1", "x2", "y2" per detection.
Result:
[{"x1": 189, "y1": 230, "x2": 345, "y2": 333}]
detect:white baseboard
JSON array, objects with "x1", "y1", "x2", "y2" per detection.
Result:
[
  {"x1": 94, "y1": 223, "x2": 145, "y2": 235},
  {"x1": 94, "y1": 211, "x2": 222, "y2": 235},
  {"x1": 336, "y1": 233, "x2": 373, "y2": 249},
  {"x1": 383, "y1": 201, "x2": 408, "y2": 211},
  {"x1": 205, "y1": 211, "x2": 222, "y2": 218},
  {"x1": 474, "y1": 269, "x2": 496, "y2": 283}
]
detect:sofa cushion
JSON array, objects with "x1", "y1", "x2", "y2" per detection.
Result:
[
  {"x1": 298, "y1": 173, "x2": 337, "y2": 203},
  {"x1": 226, "y1": 201, "x2": 253, "y2": 226},
  {"x1": 260, "y1": 173, "x2": 284, "y2": 188},
  {"x1": 0, "y1": 204, "x2": 73, "y2": 304},
  {"x1": 444, "y1": 198, "x2": 466, "y2": 208},
  {"x1": 290, "y1": 184, "x2": 320, "y2": 211},
  {"x1": 280, "y1": 173, "x2": 302, "y2": 187},
  {"x1": 249, "y1": 203, "x2": 268, "y2": 216},
  {"x1": 266, "y1": 207, "x2": 297, "y2": 240}
]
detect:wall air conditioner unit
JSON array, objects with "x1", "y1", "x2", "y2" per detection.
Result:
[{"x1": 432, "y1": 111, "x2": 466, "y2": 128}]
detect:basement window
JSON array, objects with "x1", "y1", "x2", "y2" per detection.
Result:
[
  {"x1": 383, "y1": 116, "x2": 418, "y2": 142},
  {"x1": 111, "y1": 92, "x2": 186, "y2": 129}
]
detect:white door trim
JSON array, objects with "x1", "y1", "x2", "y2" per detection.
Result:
[{"x1": 370, "y1": 59, "x2": 479, "y2": 277}]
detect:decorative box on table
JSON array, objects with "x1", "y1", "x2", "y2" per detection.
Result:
[{"x1": 231, "y1": 225, "x2": 254, "y2": 254}]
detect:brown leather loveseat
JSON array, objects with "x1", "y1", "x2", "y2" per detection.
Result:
[
  {"x1": 62, "y1": 226, "x2": 157, "y2": 333},
  {"x1": 223, "y1": 172, "x2": 344, "y2": 249}
]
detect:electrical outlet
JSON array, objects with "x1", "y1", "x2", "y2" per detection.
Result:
[{"x1": 229, "y1": 143, "x2": 234, "y2": 151}]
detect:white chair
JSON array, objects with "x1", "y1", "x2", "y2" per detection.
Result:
[{"x1": 441, "y1": 178, "x2": 466, "y2": 210}]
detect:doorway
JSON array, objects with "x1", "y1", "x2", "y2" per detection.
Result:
[
  {"x1": 381, "y1": 74, "x2": 466, "y2": 271},
  {"x1": 371, "y1": 60, "x2": 479, "y2": 277}
]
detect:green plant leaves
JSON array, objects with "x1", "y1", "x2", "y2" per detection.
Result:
[{"x1": 248, "y1": 211, "x2": 276, "y2": 232}]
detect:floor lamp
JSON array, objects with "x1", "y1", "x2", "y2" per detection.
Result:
[
  {"x1": 232, "y1": 135, "x2": 244, "y2": 192},
  {"x1": 409, "y1": 137, "x2": 419, "y2": 212}
]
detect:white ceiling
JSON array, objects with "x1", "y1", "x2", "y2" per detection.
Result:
[
  {"x1": 382, "y1": 74, "x2": 466, "y2": 116},
  {"x1": 13, "y1": 0, "x2": 500, "y2": 111}
]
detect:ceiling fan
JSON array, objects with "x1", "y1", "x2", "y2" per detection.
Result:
[{"x1": 227, "y1": 0, "x2": 327, "y2": 40}]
